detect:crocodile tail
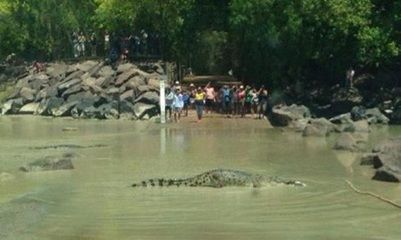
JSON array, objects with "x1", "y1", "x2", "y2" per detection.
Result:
[{"x1": 132, "y1": 178, "x2": 190, "y2": 187}]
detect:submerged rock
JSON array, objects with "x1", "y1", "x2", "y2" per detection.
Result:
[
  {"x1": 0, "y1": 172, "x2": 15, "y2": 182},
  {"x1": 333, "y1": 133, "x2": 364, "y2": 152},
  {"x1": 19, "y1": 154, "x2": 74, "y2": 172}
]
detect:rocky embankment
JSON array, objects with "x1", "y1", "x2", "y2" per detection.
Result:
[
  {"x1": 0, "y1": 61, "x2": 163, "y2": 120},
  {"x1": 268, "y1": 103, "x2": 401, "y2": 183}
]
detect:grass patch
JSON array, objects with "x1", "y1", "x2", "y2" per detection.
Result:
[{"x1": 0, "y1": 82, "x2": 16, "y2": 104}]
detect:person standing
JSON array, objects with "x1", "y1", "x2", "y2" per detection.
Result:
[
  {"x1": 221, "y1": 85, "x2": 231, "y2": 116},
  {"x1": 173, "y1": 89, "x2": 184, "y2": 122},
  {"x1": 78, "y1": 32, "x2": 86, "y2": 57},
  {"x1": 239, "y1": 85, "x2": 246, "y2": 117},
  {"x1": 165, "y1": 88, "x2": 174, "y2": 121},
  {"x1": 204, "y1": 82, "x2": 215, "y2": 114},
  {"x1": 346, "y1": 67, "x2": 355, "y2": 89},
  {"x1": 194, "y1": 87, "x2": 206, "y2": 122},
  {"x1": 182, "y1": 90, "x2": 190, "y2": 117},
  {"x1": 258, "y1": 85, "x2": 269, "y2": 119},
  {"x1": 104, "y1": 31, "x2": 110, "y2": 55},
  {"x1": 231, "y1": 85, "x2": 239, "y2": 116}
]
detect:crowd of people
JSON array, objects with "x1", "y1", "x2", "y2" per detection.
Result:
[
  {"x1": 164, "y1": 82, "x2": 270, "y2": 122},
  {"x1": 72, "y1": 30, "x2": 160, "y2": 63}
]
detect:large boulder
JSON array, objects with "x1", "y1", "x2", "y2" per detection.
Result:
[
  {"x1": 76, "y1": 60, "x2": 98, "y2": 72},
  {"x1": 19, "y1": 102, "x2": 40, "y2": 114},
  {"x1": 269, "y1": 104, "x2": 311, "y2": 127},
  {"x1": 52, "y1": 101, "x2": 79, "y2": 117},
  {"x1": 1, "y1": 98, "x2": 24, "y2": 115},
  {"x1": 135, "y1": 91, "x2": 159, "y2": 105},
  {"x1": 46, "y1": 62, "x2": 68, "y2": 79},
  {"x1": 133, "y1": 102, "x2": 158, "y2": 119},
  {"x1": 364, "y1": 138, "x2": 401, "y2": 182},
  {"x1": 115, "y1": 68, "x2": 137, "y2": 86},
  {"x1": 117, "y1": 63, "x2": 137, "y2": 74},
  {"x1": 98, "y1": 102, "x2": 119, "y2": 119},
  {"x1": 19, "y1": 87, "x2": 36, "y2": 103},
  {"x1": 124, "y1": 76, "x2": 146, "y2": 90},
  {"x1": 36, "y1": 97, "x2": 64, "y2": 116},
  {"x1": 57, "y1": 78, "x2": 82, "y2": 92},
  {"x1": 350, "y1": 106, "x2": 389, "y2": 124}
]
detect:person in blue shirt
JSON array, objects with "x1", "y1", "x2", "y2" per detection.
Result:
[
  {"x1": 173, "y1": 89, "x2": 184, "y2": 122},
  {"x1": 182, "y1": 90, "x2": 190, "y2": 117}
]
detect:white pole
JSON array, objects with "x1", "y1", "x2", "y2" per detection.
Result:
[{"x1": 159, "y1": 75, "x2": 167, "y2": 124}]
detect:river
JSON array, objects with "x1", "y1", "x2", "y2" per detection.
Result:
[{"x1": 0, "y1": 116, "x2": 400, "y2": 240}]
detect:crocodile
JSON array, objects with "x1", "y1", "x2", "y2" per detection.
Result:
[{"x1": 131, "y1": 169, "x2": 305, "y2": 188}]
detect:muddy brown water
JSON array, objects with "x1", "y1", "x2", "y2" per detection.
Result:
[{"x1": 0, "y1": 116, "x2": 401, "y2": 240}]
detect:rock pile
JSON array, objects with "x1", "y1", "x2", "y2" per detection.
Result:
[
  {"x1": 360, "y1": 138, "x2": 401, "y2": 183},
  {"x1": 1, "y1": 60, "x2": 165, "y2": 120}
]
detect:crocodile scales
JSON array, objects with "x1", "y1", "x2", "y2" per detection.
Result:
[{"x1": 132, "y1": 169, "x2": 305, "y2": 188}]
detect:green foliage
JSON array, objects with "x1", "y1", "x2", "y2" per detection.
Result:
[{"x1": 0, "y1": 0, "x2": 400, "y2": 87}]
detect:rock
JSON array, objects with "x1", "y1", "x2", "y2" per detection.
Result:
[
  {"x1": 63, "y1": 70, "x2": 84, "y2": 83},
  {"x1": 115, "y1": 68, "x2": 137, "y2": 86},
  {"x1": 365, "y1": 108, "x2": 389, "y2": 124},
  {"x1": 19, "y1": 154, "x2": 74, "y2": 172},
  {"x1": 36, "y1": 97, "x2": 64, "y2": 116},
  {"x1": 52, "y1": 101, "x2": 78, "y2": 117},
  {"x1": 120, "y1": 112, "x2": 135, "y2": 120},
  {"x1": 137, "y1": 85, "x2": 150, "y2": 93},
  {"x1": 71, "y1": 95, "x2": 102, "y2": 118},
  {"x1": 365, "y1": 138, "x2": 401, "y2": 182},
  {"x1": 125, "y1": 76, "x2": 146, "y2": 89},
  {"x1": 350, "y1": 106, "x2": 389, "y2": 125},
  {"x1": 119, "y1": 100, "x2": 135, "y2": 114},
  {"x1": 76, "y1": 60, "x2": 98, "y2": 72},
  {"x1": 269, "y1": 104, "x2": 311, "y2": 127},
  {"x1": 331, "y1": 88, "x2": 363, "y2": 114},
  {"x1": 120, "y1": 89, "x2": 135, "y2": 102},
  {"x1": 0, "y1": 172, "x2": 15, "y2": 182},
  {"x1": 117, "y1": 63, "x2": 136, "y2": 73},
  {"x1": 58, "y1": 78, "x2": 82, "y2": 92},
  {"x1": 135, "y1": 91, "x2": 159, "y2": 104},
  {"x1": 302, "y1": 118, "x2": 336, "y2": 137},
  {"x1": 19, "y1": 87, "x2": 36, "y2": 103},
  {"x1": 147, "y1": 77, "x2": 160, "y2": 90},
  {"x1": 360, "y1": 153, "x2": 379, "y2": 166},
  {"x1": 19, "y1": 103, "x2": 40, "y2": 114},
  {"x1": 105, "y1": 87, "x2": 119, "y2": 96},
  {"x1": 98, "y1": 102, "x2": 119, "y2": 119},
  {"x1": 350, "y1": 106, "x2": 366, "y2": 121},
  {"x1": 35, "y1": 85, "x2": 58, "y2": 102},
  {"x1": 81, "y1": 106, "x2": 102, "y2": 119},
  {"x1": 133, "y1": 102, "x2": 158, "y2": 119},
  {"x1": 46, "y1": 62, "x2": 68, "y2": 78},
  {"x1": 61, "y1": 84, "x2": 83, "y2": 99},
  {"x1": 97, "y1": 65, "x2": 115, "y2": 78},
  {"x1": 333, "y1": 133, "x2": 363, "y2": 152},
  {"x1": 1, "y1": 98, "x2": 24, "y2": 115},
  {"x1": 29, "y1": 74, "x2": 49, "y2": 90}
]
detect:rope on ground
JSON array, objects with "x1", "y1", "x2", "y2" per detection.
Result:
[{"x1": 345, "y1": 180, "x2": 401, "y2": 209}]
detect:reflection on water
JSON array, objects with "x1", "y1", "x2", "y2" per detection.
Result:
[{"x1": 1, "y1": 116, "x2": 401, "y2": 240}]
